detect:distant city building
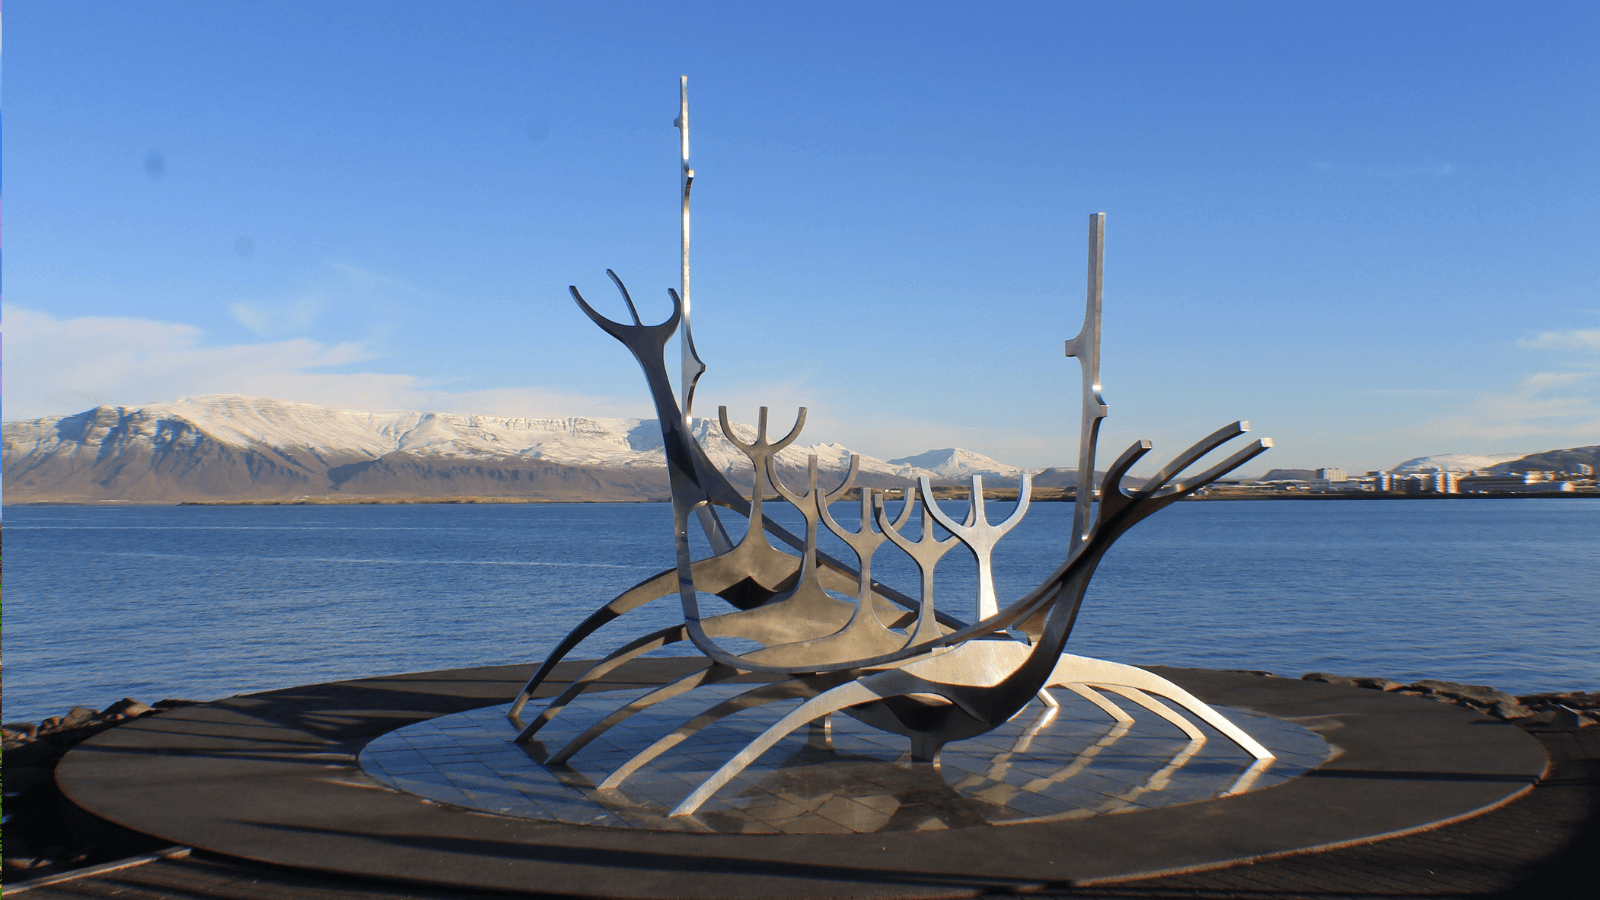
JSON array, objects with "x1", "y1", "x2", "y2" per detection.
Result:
[
  {"x1": 1263, "y1": 462, "x2": 1588, "y2": 496},
  {"x1": 1458, "y1": 472, "x2": 1576, "y2": 493},
  {"x1": 1310, "y1": 467, "x2": 1353, "y2": 492}
]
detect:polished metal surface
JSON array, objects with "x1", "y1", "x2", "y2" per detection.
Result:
[
  {"x1": 919, "y1": 474, "x2": 1032, "y2": 622},
  {"x1": 509, "y1": 88, "x2": 1277, "y2": 819},
  {"x1": 675, "y1": 75, "x2": 700, "y2": 420},
  {"x1": 1064, "y1": 213, "x2": 1108, "y2": 556},
  {"x1": 674, "y1": 77, "x2": 732, "y2": 555}
]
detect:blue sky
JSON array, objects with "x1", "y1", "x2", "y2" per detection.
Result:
[{"x1": 5, "y1": 1, "x2": 1598, "y2": 473}]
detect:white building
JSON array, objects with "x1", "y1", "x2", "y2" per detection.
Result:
[{"x1": 1458, "y1": 472, "x2": 1574, "y2": 493}]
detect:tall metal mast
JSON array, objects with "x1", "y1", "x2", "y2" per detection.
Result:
[
  {"x1": 675, "y1": 77, "x2": 706, "y2": 421},
  {"x1": 674, "y1": 77, "x2": 731, "y2": 553}
]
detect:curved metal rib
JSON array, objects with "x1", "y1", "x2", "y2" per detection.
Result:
[
  {"x1": 515, "y1": 623, "x2": 689, "y2": 741},
  {"x1": 1097, "y1": 687, "x2": 1206, "y2": 743},
  {"x1": 508, "y1": 568, "x2": 680, "y2": 718},
  {"x1": 668, "y1": 679, "x2": 887, "y2": 815},
  {"x1": 1047, "y1": 653, "x2": 1273, "y2": 759},
  {"x1": 1059, "y1": 683, "x2": 1135, "y2": 724},
  {"x1": 597, "y1": 674, "x2": 853, "y2": 792},
  {"x1": 548, "y1": 664, "x2": 739, "y2": 764}
]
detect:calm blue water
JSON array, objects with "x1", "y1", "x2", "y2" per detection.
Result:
[{"x1": 4, "y1": 500, "x2": 1597, "y2": 725}]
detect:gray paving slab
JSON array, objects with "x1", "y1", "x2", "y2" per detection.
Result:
[{"x1": 52, "y1": 663, "x2": 1550, "y2": 900}]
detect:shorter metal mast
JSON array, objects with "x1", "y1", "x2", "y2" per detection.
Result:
[{"x1": 1064, "y1": 213, "x2": 1109, "y2": 555}]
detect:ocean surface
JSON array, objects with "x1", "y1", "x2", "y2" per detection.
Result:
[{"x1": 4, "y1": 499, "x2": 1597, "y2": 726}]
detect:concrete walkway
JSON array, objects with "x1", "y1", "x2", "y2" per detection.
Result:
[{"x1": 26, "y1": 662, "x2": 1588, "y2": 899}]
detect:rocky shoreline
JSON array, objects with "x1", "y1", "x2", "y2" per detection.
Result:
[
  {"x1": 3, "y1": 697, "x2": 202, "y2": 880},
  {"x1": 1297, "y1": 672, "x2": 1600, "y2": 727},
  {"x1": 3, "y1": 673, "x2": 1596, "y2": 884}
]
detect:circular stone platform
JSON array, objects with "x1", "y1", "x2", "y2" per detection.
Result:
[
  {"x1": 57, "y1": 660, "x2": 1550, "y2": 900},
  {"x1": 361, "y1": 687, "x2": 1328, "y2": 834}
]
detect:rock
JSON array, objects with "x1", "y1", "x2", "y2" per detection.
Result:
[
  {"x1": 1406, "y1": 680, "x2": 1531, "y2": 718},
  {"x1": 1547, "y1": 707, "x2": 1583, "y2": 728},
  {"x1": 1301, "y1": 673, "x2": 1403, "y2": 691},
  {"x1": 1523, "y1": 706, "x2": 1600, "y2": 729},
  {"x1": 154, "y1": 699, "x2": 202, "y2": 709},
  {"x1": 41, "y1": 716, "x2": 63, "y2": 730},
  {"x1": 3, "y1": 722, "x2": 39, "y2": 739},
  {"x1": 60, "y1": 707, "x2": 97, "y2": 727},
  {"x1": 103, "y1": 698, "x2": 154, "y2": 718},
  {"x1": 1488, "y1": 699, "x2": 1535, "y2": 720},
  {"x1": 3, "y1": 857, "x2": 41, "y2": 873},
  {"x1": 1519, "y1": 690, "x2": 1600, "y2": 711}
]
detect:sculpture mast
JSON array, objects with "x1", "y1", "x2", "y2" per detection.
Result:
[
  {"x1": 1064, "y1": 213, "x2": 1109, "y2": 556},
  {"x1": 675, "y1": 77, "x2": 706, "y2": 423},
  {"x1": 675, "y1": 77, "x2": 732, "y2": 553}
]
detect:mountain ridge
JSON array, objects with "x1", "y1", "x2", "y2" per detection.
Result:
[
  {"x1": 12, "y1": 395, "x2": 1584, "y2": 503},
  {"x1": 2, "y1": 395, "x2": 1045, "y2": 503}
]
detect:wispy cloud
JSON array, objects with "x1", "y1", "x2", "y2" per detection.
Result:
[
  {"x1": 228, "y1": 261, "x2": 426, "y2": 340},
  {"x1": 0, "y1": 305, "x2": 648, "y2": 423},
  {"x1": 1518, "y1": 328, "x2": 1600, "y2": 352},
  {"x1": 1355, "y1": 370, "x2": 1600, "y2": 450},
  {"x1": 229, "y1": 293, "x2": 326, "y2": 337}
]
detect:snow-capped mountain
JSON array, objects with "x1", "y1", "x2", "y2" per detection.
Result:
[
  {"x1": 887, "y1": 448, "x2": 1031, "y2": 481},
  {"x1": 1, "y1": 395, "x2": 1033, "y2": 503},
  {"x1": 1389, "y1": 452, "x2": 1530, "y2": 473}
]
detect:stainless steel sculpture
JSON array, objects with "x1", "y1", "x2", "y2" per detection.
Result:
[{"x1": 511, "y1": 82, "x2": 1274, "y2": 817}]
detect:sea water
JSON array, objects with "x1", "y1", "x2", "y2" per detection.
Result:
[{"x1": 3, "y1": 499, "x2": 1596, "y2": 725}]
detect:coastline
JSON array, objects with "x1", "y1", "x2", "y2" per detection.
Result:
[{"x1": 4, "y1": 490, "x2": 1597, "y2": 506}]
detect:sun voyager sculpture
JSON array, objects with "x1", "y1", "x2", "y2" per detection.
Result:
[{"x1": 508, "y1": 79, "x2": 1275, "y2": 818}]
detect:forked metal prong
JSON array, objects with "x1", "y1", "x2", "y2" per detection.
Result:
[
  {"x1": 877, "y1": 482, "x2": 962, "y2": 645},
  {"x1": 1168, "y1": 438, "x2": 1273, "y2": 497},
  {"x1": 607, "y1": 269, "x2": 644, "y2": 326},
  {"x1": 917, "y1": 473, "x2": 1032, "y2": 621},
  {"x1": 1138, "y1": 421, "x2": 1249, "y2": 496},
  {"x1": 569, "y1": 275, "x2": 680, "y2": 344}
]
